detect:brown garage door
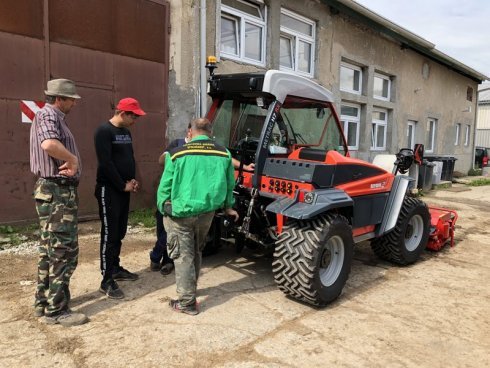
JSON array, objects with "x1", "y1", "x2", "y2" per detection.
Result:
[{"x1": 0, "y1": 0, "x2": 170, "y2": 224}]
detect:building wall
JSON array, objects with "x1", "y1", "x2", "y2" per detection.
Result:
[
  {"x1": 168, "y1": 0, "x2": 479, "y2": 173},
  {"x1": 476, "y1": 103, "x2": 490, "y2": 147},
  {"x1": 0, "y1": 0, "x2": 170, "y2": 224}
]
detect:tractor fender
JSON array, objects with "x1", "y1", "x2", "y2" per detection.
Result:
[
  {"x1": 266, "y1": 188, "x2": 353, "y2": 220},
  {"x1": 376, "y1": 175, "x2": 413, "y2": 236}
]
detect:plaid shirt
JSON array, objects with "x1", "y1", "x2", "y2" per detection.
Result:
[{"x1": 30, "y1": 104, "x2": 82, "y2": 179}]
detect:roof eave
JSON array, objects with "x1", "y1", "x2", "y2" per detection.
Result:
[{"x1": 323, "y1": 0, "x2": 489, "y2": 82}]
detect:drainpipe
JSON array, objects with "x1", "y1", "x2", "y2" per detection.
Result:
[
  {"x1": 200, "y1": 0, "x2": 207, "y2": 117},
  {"x1": 472, "y1": 89, "x2": 479, "y2": 170}
]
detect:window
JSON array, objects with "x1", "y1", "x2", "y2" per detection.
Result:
[
  {"x1": 340, "y1": 103, "x2": 360, "y2": 150},
  {"x1": 464, "y1": 125, "x2": 470, "y2": 146},
  {"x1": 340, "y1": 62, "x2": 362, "y2": 94},
  {"x1": 407, "y1": 120, "x2": 416, "y2": 149},
  {"x1": 467, "y1": 86, "x2": 473, "y2": 102},
  {"x1": 454, "y1": 123, "x2": 461, "y2": 146},
  {"x1": 220, "y1": 0, "x2": 266, "y2": 66},
  {"x1": 373, "y1": 73, "x2": 391, "y2": 101},
  {"x1": 371, "y1": 109, "x2": 387, "y2": 150},
  {"x1": 280, "y1": 9, "x2": 315, "y2": 77},
  {"x1": 426, "y1": 118, "x2": 437, "y2": 153}
]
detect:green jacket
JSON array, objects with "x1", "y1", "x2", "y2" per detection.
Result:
[{"x1": 157, "y1": 135, "x2": 235, "y2": 218}]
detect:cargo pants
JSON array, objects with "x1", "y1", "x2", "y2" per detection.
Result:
[
  {"x1": 163, "y1": 211, "x2": 215, "y2": 306},
  {"x1": 33, "y1": 178, "x2": 79, "y2": 316}
]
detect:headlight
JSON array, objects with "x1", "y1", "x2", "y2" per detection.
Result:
[{"x1": 304, "y1": 192, "x2": 315, "y2": 204}]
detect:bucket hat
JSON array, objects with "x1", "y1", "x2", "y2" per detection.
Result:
[
  {"x1": 117, "y1": 98, "x2": 146, "y2": 116},
  {"x1": 45, "y1": 79, "x2": 81, "y2": 99}
]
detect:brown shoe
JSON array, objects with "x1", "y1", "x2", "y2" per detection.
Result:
[{"x1": 160, "y1": 262, "x2": 175, "y2": 276}]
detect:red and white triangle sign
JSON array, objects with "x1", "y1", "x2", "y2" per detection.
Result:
[{"x1": 21, "y1": 100, "x2": 45, "y2": 124}]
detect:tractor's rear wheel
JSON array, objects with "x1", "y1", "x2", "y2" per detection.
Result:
[
  {"x1": 371, "y1": 196, "x2": 430, "y2": 265},
  {"x1": 272, "y1": 214, "x2": 353, "y2": 306}
]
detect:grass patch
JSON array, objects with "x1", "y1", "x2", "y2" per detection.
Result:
[
  {"x1": 128, "y1": 208, "x2": 156, "y2": 228},
  {"x1": 0, "y1": 223, "x2": 38, "y2": 249},
  {"x1": 467, "y1": 168, "x2": 482, "y2": 176},
  {"x1": 468, "y1": 178, "x2": 490, "y2": 187}
]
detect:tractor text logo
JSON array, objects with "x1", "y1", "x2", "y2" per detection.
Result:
[{"x1": 370, "y1": 181, "x2": 386, "y2": 189}]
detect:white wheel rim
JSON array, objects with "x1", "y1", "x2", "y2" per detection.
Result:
[
  {"x1": 405, "y1": 214, "x2": 424, "y2": 251},
  {"x1": 319, "y1": 235, "x2": 345, "y2": 287}
]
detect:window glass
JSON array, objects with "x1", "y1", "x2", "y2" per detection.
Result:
[
  {"x1": 372, "y1": 111, "x2": 386, "y2": 121},
  {"x1": 245, "y1": 23, "x2": 262, "y2": 60},
  {"x1": 221, "y1": 16, "x2": 238, "y2": 55},
  {"x1": 407, "y1": 120, "x2": 416, "y2": 149},
  {"x1": 426, "y1": 119, "x2": 436, "y2": 152},
  {"x1": 210, "y1": 96, "x2": 347, "y2": 156},
  {"x1": 371, "y1": 108, "x2": 388, "y2": 150},
  {"x1": 373, "y1": 74, "x2": 390, "y2": 100},
  {"x1": 454, "y1": 123, "x2": 461, "y2": 145},
  {"x1": 347, "y1": 121, "x2": 358, "y2": 147},
  {"x1": 222, "y1": 0, "x2": 261, "y2": 18},
  {"x1": 280, "y1": 13, "x2": 312, "y2": 35},
  {"x1": 280, "y1": 9, "x2": 315, "y2": 77},
  {"x1": 340, "y1": 103, "x2": 360, "y2": 150},
  {"x1": 279, "y1": 36, "x2": 292, "y2": 68},
  {"x1": 340, "y1": 64, "x2": 361, "y2": 93},
  {"x1": 220, "y1": 1, "x2": 266, "y2": 65},
  {"x1": 298, "y1": 41, "x2": 311, "y2": 73}
]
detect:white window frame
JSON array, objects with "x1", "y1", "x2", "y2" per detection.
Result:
[
  {"x1": 454, "y1": 123, "x2": 461, "y2": 146},
  {"x1": 373, "y1": 73, "x2": 391, "y2": 101},
  {"x1": 407, "y1": 120, "x2": 416, "y2": 149},
  {"x1": 220, "y1": 1, "x2": 267, "y2": 67},
  {"x1": 464, "y1": 124, "x2": 470, "y2": 146},
  {"x1": 340, "y1": 103, "x2": 361, "y2": 151},
  {"x1": 371, "y1": 108, "x2": 388, "y2": 151},
  {"x1": 279, "y1": 8, "x2": 316, "y2": 78},
  {"x1": 426, "y1": 118, "x2": 437, "y2": 153},
  {"x1": 340, "y1": 62, "x2": 362, "y2": 95}
]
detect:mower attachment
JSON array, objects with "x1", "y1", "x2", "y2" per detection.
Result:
[{"x1": 427, "y1": 207, "x2": 458, "y2": 251}]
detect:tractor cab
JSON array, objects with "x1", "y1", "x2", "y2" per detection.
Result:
[{"x1": 207, "y1": 71, "x2": 349, "y2": 186}]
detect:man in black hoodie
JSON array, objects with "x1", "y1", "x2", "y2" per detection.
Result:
[{"x1": 94, "y1": 98, "x2": 146, "y2": 299}]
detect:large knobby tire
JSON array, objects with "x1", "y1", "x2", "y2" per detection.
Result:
[
  {"x1": 371, "y1": 196, "x2": 430, "y2": 265},
  {"x1": 272, "y1": 214, "x2": 353, "y2": 306}
]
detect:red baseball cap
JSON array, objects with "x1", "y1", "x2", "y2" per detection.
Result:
[{"x1": 117, "y1": 97, "x2": 146, "y2": 116}]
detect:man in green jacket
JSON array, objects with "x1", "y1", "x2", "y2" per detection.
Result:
[{"x1": 157, "y1": 117, "x2": 239, "y2": 315}]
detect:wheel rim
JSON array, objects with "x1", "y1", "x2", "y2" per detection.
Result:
[
  {"x1": 405, "y1": 214, "x2": 424, "y2": 251},
  {"x1": 319, "y1": 235, "x2": 345, "y2": 287}
]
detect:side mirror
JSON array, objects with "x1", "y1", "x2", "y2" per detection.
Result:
[{"x1": 413, "y1": 144, "x2": 424, "y2": 165}]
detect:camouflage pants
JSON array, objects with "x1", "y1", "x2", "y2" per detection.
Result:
[
  {"x1": 163, "y1": 211, "x2": 215, "y2": 306},
  {"x1": 33, "y1": 178, "x2": 79, "y2": 316}
]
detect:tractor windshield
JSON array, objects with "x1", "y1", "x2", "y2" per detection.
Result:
[{"x1": 209, "y1": 95, "x2": 348, "y2": 156}]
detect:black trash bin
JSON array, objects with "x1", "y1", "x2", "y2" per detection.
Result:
[
  {"x1": 427, "y1": 156, "x2": 457, "y2": 181},
  {"x1": 443, "y1": 157, "x2": 457, "y2": 181},
  {"x1": 417, "y1": 160, "x2": 435, "y2": 191}
]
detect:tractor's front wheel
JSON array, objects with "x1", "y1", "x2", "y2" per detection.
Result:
[
  {"x1": 370, "y1": 196, "x2": 430, "y2": 265},
  {"x1": 272, "y1": 214, "x2": 353, "y2": 306}
]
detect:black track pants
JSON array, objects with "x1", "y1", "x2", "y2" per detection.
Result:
[{"x1": 95, "y1": 184, "x2": 130, "y2": 281}]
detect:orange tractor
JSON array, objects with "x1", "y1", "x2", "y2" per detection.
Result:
[{"x1": 204, "y1": 64, "x2": 457, "y2": 306}]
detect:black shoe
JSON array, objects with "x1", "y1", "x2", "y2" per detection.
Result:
[
  {"x1": 150, "y1": 261, "x2": 161, "y2": 272},
  {"x1": 169, "y1": 299, "x2": 199, "y2": 315},
  {"x1": 99, "y1": 279, "x2": 125, "y2": 299},
  {"x1": 112, "y1": 266, "x2": 139, "y2": 281}
]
